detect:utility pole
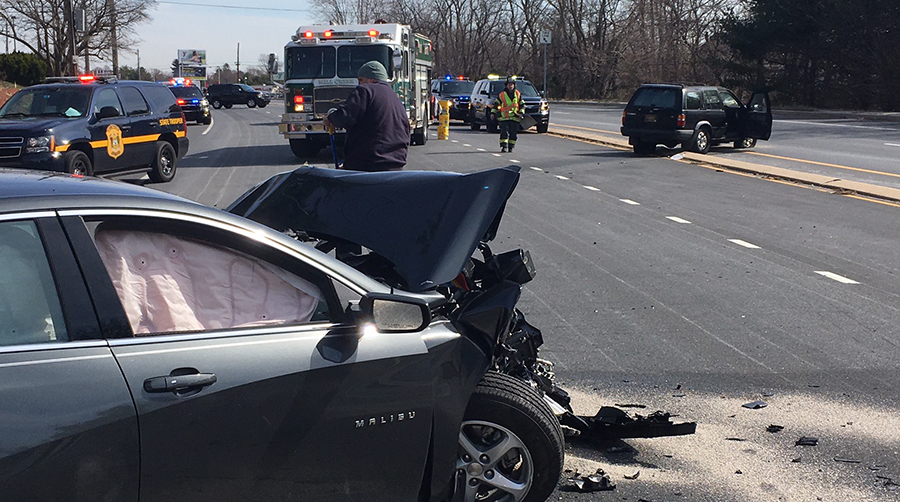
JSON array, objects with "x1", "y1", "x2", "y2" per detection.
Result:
[
  {"x1": 108, "y1": 0, "x2": 119, "y2": 74},
  {"x1": 66, "y1": 0, "x2": 78, "y2": 74},
  {"x1": 137, "y1": 49, "x2": 141, "y2": 80},
  {"x1": 236, "y1": 42, "x2": 240, "y2": 83}
]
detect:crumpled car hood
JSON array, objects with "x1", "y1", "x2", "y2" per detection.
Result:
[{"x1": 227, "y1": 165, "x2": 521, "y2": 292}]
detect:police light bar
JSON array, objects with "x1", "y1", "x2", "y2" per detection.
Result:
[
  {"x1": 458, "y1": 75, "x2": 465, "y2": 80},
  {"x1": 445, "y1": 75, "x2": 452, "y2": 80},
  {"x1": 78, "y1": 75, "x2": 96, "y2": 83}
]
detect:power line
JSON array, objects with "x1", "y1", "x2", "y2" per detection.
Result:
[{"x1": 155, "y1": 1, "x2": 309, "y2": 12}]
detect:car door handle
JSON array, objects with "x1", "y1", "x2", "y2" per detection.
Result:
[
  {"x1": 143, "y1": 372, "x2": 217, "y2": 393},
  {"x1": 120, "y1": 125, "x2": 132, "y2": 132}
]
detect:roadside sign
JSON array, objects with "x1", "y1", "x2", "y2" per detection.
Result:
[{"x1": 539, "y1": 30, "x2": 551, "y2": 45}]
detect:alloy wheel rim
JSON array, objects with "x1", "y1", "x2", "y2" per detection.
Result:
[{"x1": 457, "y1": 420, "x2": 533, "y2": 502}]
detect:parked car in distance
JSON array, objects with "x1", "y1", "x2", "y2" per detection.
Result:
[
  {"x1": 0, "y1": 75, "x2": 188, "y2": 182},
  {"x1": 620, "y1": 83, "x2": 773, "y2": 155},
  {"x1": 469, "y1": 76, "x2": 550, "y2": 133},
  {"x1": 206, "y1": 83, "x2": 271, "y2": 109},
  {"x1": 0, "y1": 166, "x2": 563, "y2": 502},
  {"x1": 430, "y1": 76, "x2": 475, "y2": 121},
  {"x1": 166, "y1": 78, "x2": 211, "y2": 125}
]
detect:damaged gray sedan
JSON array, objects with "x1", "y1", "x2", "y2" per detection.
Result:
[{"x1": 0, "y1": 166, "x2": 563, "y2": 502}]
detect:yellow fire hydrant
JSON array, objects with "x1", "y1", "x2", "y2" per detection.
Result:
[{"x1": 437, "y1": 100, "x2": 451, "y2": 140}]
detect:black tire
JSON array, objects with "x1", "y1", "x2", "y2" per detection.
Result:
[
  {"x1": 149, "y1": 141, "x2": 177, "y2": 183},
  {"x1": 457, "y1": 371, "x2": 564, "y2": 502},
  {"x1": 487, "y1": 114, "x2": 499, "y2": 133},
  {"x1": 289, "y1": 139, "x2": 321, "y2": 159},
  {"x1": 258, "y1": 102, "x2": 268, "y2": 108},
  {"x1": 412, "y1": 126, "x2": 428, "y2": 145},
  {"x1": 64, "y1": 150, "x2": 92, "y2": 176},
  {"x1": 247, "y1": 98, "x2": 257, "y2": 108},
  {"x1": 633, "y1": 139, "x2": 655, "y2": 155},
  {"x1": 224, "y1": 103, "x2": 233, "y2": 109},
  {"x1": 733, "y1": 138, "x2": 757, "y2": 149},
  {"x1": 536, "y1": 123, "x2": 548, "y2": 134},
  {"x1": 689, "y1": 127, "x2": 711, "y2": 154},
  {"x1": 470, "y1": 111, "x2": 481, "y2": 131},
  {"x1": 211, "y1": 100, "x2": 222, "y2": 109}
]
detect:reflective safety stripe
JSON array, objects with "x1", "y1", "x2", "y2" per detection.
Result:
[{"x1": 54, "y1": 130, "x2": 186, "y2": 153}]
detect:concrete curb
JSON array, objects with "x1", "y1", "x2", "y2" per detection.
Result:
[{"x1": 547, "y1": 125, "x2": 900, "y2": 204}]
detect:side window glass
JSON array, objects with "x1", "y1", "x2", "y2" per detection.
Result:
[
  {"x1": 720, "y1": 91, "x2": 740, "y2": 109},
  {"x1": 685, "y1": 91, "x2": 701, "y2": 110},
  {"x1": 119, "y1": 87, "x2": 150, "y2": 116},
  {"x1": 702, "y1": 90, "x2": 722, "y2": 109},
  {"x1": 93, "y1": 88, "x2": 124, "y2": 116},
  {"x1": 0, "y1": 221, "x2": 68, "y2": 345},
  {"x1": 748, "y1": 93, "x2": 768, "y2": 112},
  {"x1": 91, "y1": 226, "x2": 331, "y2": 336}
]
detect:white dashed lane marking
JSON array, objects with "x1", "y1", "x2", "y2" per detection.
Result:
[
  {"x1": 556, "y1": 175, "x2": 569, "y2": 180},
  {"x1": 619, "y1": 199, "x2": 640, "y2": 205},
  {"x1": 509, "y1": 159, "x2": 520, "y2": 163},
  {"x1": 462, "y1": 144, "x2": 472, "y2": 147},
  {"x1": 666, "y1": 216, "x2": 691, "y2": 224},
  {"x1": 583, "y1": 185, "x2": 600, "y2": 191},
  {"x1": 815, "y1": 271, "x2": 859, "y2": 284},
  {"x1": 530, "y1": 167, "x2": 543, "y2": 171},
  {"x1": 477, "y1": 148, "x2": 486, "y2": 151},
  {"x1": 492, "y1": 153, "x2": 501, "y2": 157},
  {"x1": 728, "y1": 239, "x2": 760, "y2": 249}
]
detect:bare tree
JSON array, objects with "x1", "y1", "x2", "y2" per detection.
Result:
[{"x1": 0, "y1": 0, "x2": 152, "y2": 76}]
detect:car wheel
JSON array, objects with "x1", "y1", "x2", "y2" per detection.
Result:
[
  {"x1": 690, "y1": 127, "x2": 711, "y2": 154},
  {"x1": 734, "y1": 138, "x2": 757, "y2": 149},
  {"x1": 224, "y1": 103, "x2": 233, "y2": 109},
  {"x1": 211, "y1": 100, "x2": 222, "y2": 109},
  {"x1": 487, "y1": 115, "x2": 498, "y2": 133},
  {"x1": 258, "y1": 102, "x2": 268, "y2": 108},
  {"x1": 412, "y1": 126, "x2": 428, "y2": 145},
  {"x1": 289, "y1": 139, "x2": 321, "y2": 159},
  {"x1": 149, "y1": 141, "x2": 177, "y2": 183},
  {"x1": 64, "y1": 150, "x2": 92, "y2": 176},
  {"x1": 470, "y1": 111, "x2": 481, "y2": 131},
  {"x1": 247, "y1": 98, "x2": 257, "y2": 108},
  {"x1": 457, "y1": 372, "x2": 564, "y2": 502},
  {"x1": 633, "y1": 139, "x2": 655, "y2": 155}
]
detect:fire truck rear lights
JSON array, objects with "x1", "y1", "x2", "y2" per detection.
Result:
[
  {"x1": 293, "y1": 95, "x2": 305, "y2": 104},
  {"x1": 367, "y1": 29, "x2": 379, "y2": 37},
  {"x1": 304, "y1": 31, "x2": 314, "y2": 38},
  {"x1": 324, "y1": 30, "x2": 334, "y2": 38}
]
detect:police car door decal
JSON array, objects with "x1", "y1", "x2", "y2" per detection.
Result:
[{"x1": 106, "y1": 124, "x2": 124, "y2": 159}]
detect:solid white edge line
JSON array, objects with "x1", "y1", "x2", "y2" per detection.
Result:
[
  {"x1": 666, "y1": 216, "x2": 691, "y2": 224},
  {"x1": 619, "y1": 199, "x2": 640, "y2": 205},
  {"x1": 814, "y1": 271, "x2": 859, "y2": 284},
  {"x1": 728, "y1": 239, "x2": 761, "y2": 249}
]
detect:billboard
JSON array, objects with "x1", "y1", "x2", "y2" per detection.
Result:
[
  {"x1": 178, "y1": 49, "x2": 206, "y2": 65},
  {"x1": 179, "y1": 66, "x2": 207, "y2": 80}
]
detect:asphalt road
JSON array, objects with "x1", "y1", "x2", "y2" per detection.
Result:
[{"x1": 151, "y1": 107, "x2": 900, "y2": 502}]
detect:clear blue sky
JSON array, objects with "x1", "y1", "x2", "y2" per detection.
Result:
[{"x1": 129, "y1": 1, "x2": 317, "y2": 71}]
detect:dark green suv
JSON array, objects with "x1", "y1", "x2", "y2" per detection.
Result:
[
  {"x1": 621, "y1": 83, "x2": 772, "y2": 155},
  {"x1": 0, "y1": 76, "x2": 189, "y2": 182}
]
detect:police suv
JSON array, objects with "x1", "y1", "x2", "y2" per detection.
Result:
[{"x1": 0, "y1": 75, "x2": 189, "y2": 183}]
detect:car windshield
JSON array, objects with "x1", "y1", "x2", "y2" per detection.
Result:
[
  {"x1": 0, "y1": 86, "x2": 92, "y2": 118},
  {"x1": 440, "y1": 81, "x2": 474, "y2": 94},
  {"x1": 337, "y1": 45, "x2": 391, "y2": 78},
  {"x1": 169, "y1": 86, "x2": 203, "y2": 98},
  {"x1": 632, "y1": 87, "x2": 680, "y2": 108},
  {"x1": 489, "y1": 80, "x2": 540, "y2": 97},
  {"x1": 239, "y1": 84, "x2": 256, "y2": 92},
  {"x1": 286, "y1": 46, "x2": 336, "y2": 79}
]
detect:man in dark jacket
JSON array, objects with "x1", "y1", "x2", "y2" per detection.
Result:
[{"x1": 323, "y1": 61, "x2": 410, "y2": 171}]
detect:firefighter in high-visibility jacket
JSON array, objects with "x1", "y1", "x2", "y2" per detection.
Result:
[{"x1": 492, "y1": 77, "x2": 526, "y2": 152}]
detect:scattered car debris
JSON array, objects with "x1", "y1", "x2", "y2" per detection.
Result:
[
  {"x1": 726, "y1": 437, "x2": 747, "y2": 441},
  {"x1": 833, "y1": 456, "x2": 861, "y2": 463},
  {"x1": 670, "y1": 153, "x2": 685, "y2": 160},
  {"x1": 565, "y1": 468, "x2": 616, "y2": 492},
  {"x1": 614, "y1": 403, "x2": 647, "y2": 408},
  {"x1": 606, "y1": 445, "x2": 633, "y2": 454},
  {"x1": 560, "y1": 406, "x2": 697, "y2": 439},
  {"x1": 742, "y1": 400, "x2": 767, "y2": 409},
  {"x1": 624, "y1": 470, "x2": 641, "y2": 480},
  {"x1": 735, "y1": 469, "x2": 743, "y2": 474},
  {"x1": 796, "y1": 436, "x2": 819, "y2": 446},
  {"x1": 767, "y1": 424, "x2": 785, "y2": 433},
  {"x1": 792, "y1": 457, "x2": 802, "y2": 463}
]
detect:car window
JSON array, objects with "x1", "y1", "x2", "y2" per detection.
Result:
[
  {"x1": 702, "y1": 90, "x2": 723, "y2": 109},
  {"x1": 94, "y1": 88, "x2": 124, "y2": 116},
  {"x1": 119, "y1": 86, "x2": 150, "y2": 116},
  {"x1": 489, "y1": 81, "x2": 505, "y2": 95},
  {"x1": 440, "y1": 81, "x2": 474, "y2": 94},
  {"x1": 631, "y1": 87, "x2": 679, "y2": 108},
  {"x1": 238, "y1": 84, "x2": 256, "y2": 92},
  {"x1": 169, "y1": 86, "x2": 202, "y2": 99},
  {"x1": 139, "y1": 85, "x2": 182, "y2": 113},
  {"x1": 516, "y1": 82, "x2": 540, "y2": 97},
  {"x1": 748, "y1": 92, "x2": 768, "y2": 112},
  {"x1": 720, "y1": 91, "x2": 741, "y2": 109},
  {"x1": 0, "y1": 220, "x2": 68, "y2": 345},
  {"x1": 91, "y1": 224, "x2": 331, "y2": 336},
  {"x1": 685, "y1": 91, "x2": 701, "y2": 110},
  {"x1": 0, "y1": 87, "x2": 91, "y2": 118}
]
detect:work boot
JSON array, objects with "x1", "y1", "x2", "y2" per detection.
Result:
[
  {"x1": 509, "y1": 146, "x2": 514, "y2": 152},
  {"x1": 501, "y1": 146, "x2": 507, "y2": 152}
]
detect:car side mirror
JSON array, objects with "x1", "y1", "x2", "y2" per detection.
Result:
[
  {"x1": 358, "y1": 293, "x2": 430, "y2": 333},
  {"x1": 96, "y1": 106, "x2": 120, "y2": 119},
  {"x1": 391, "y1": 49, "x2": 403, "y2": 79}
]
